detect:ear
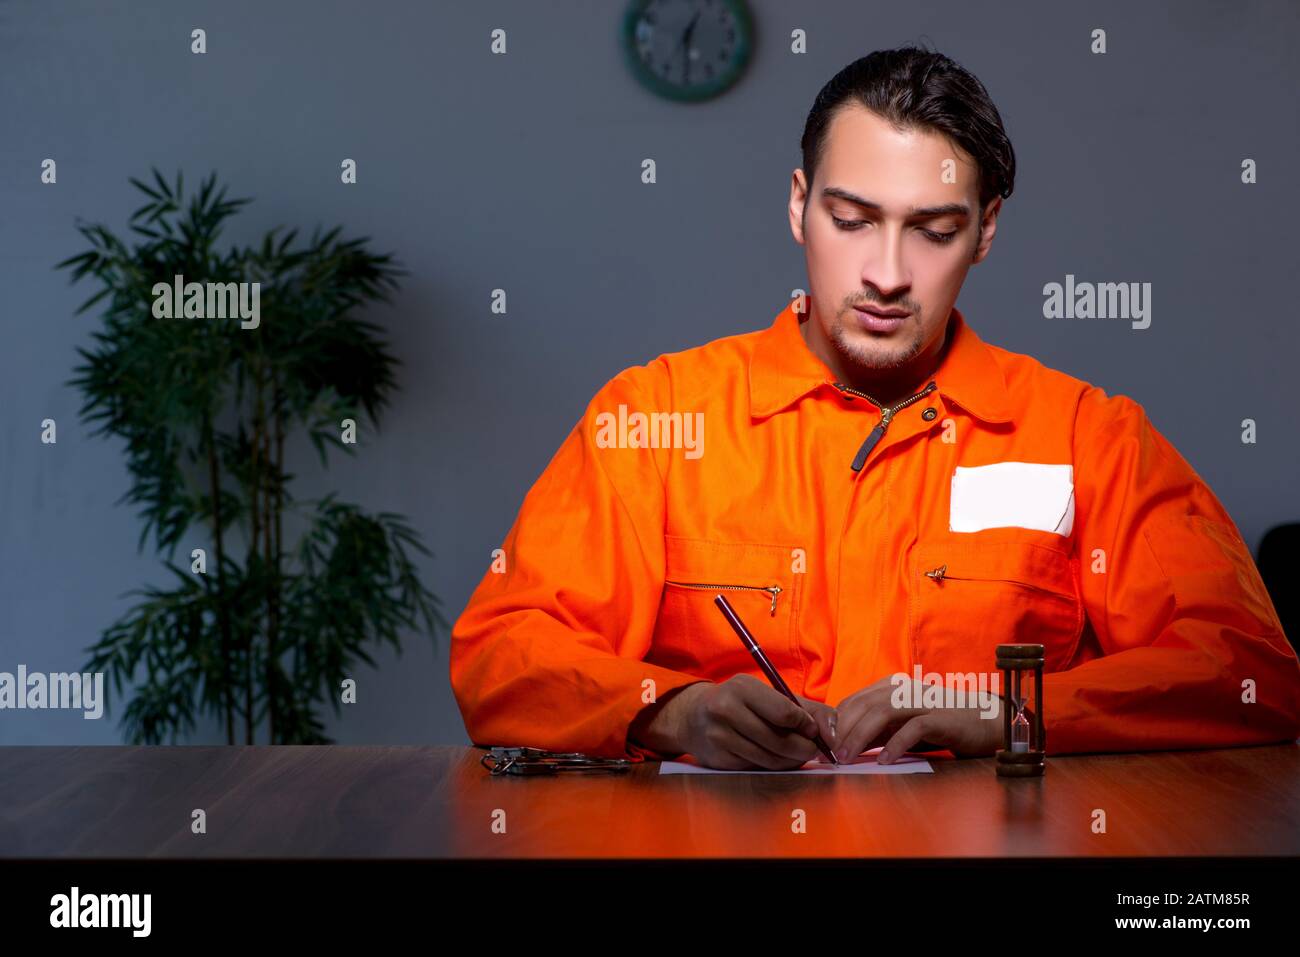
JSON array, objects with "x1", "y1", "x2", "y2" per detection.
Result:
[
  {"x1": 789, "y1": 169, "x2": 810, "y2": 246},
  {"x1": 971, "y1": 196, "x2": 1002, "y2": 264}
]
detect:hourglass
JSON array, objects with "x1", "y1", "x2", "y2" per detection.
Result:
[{"x1": 995, "y1": 644, "x2": 1045, "y2": 777}]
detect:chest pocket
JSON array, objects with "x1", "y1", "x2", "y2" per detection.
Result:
[
  {"x1": 908, "y1": 538, "x2": 1084, "y2": 676},
  {"x1": 653, "y1": 536, "x2": 805, "y2": 684}
]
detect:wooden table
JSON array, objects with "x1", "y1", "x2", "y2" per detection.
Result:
[{"x1": 3, "y1": 743, "x2": 1297, "y2": 858}]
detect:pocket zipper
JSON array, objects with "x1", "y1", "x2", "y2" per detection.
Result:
[
  {"x1": 663, "y1": 580, "x2": 783, "y2": 615},
  {"x1": 923, "y1": 563, "x2": 1069, "y2": 599}
]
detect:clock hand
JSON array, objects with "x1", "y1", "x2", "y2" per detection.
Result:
[
  {"x1": 684, "y1": 11, "x2": 701, "y2": 40},
  {"x1": 678, "y1": 11, "x2": 701, "y2": 85}
]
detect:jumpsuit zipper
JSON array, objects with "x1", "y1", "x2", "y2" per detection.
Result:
[{"x1": 833, "y1": 380, "x2": 939, "y2": 471}]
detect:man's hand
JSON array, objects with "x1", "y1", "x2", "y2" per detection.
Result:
[
  {"x1": 634, "y1": 675, "x2": 839, "y2": 770},
  {"x1": 832, "y1": 675, "x2": 1004, "y2": 764}
]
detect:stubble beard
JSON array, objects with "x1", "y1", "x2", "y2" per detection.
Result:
[{"x1": 828, "y1": 307, "x2": 924, "y2": 372}]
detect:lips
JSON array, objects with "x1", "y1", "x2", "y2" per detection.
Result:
[
  {"x1": 855, "y1": 305, "x2": 909, "y2": 319},
  {"x1": 853, "y1": 305, "x2": 909, "y2": 334}
]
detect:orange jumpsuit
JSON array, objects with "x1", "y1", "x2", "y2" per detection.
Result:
[{"x1": 450, "y1": 297, "x2": 1300, "y2": 761}]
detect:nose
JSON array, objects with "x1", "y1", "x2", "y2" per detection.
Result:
[{"x1": 861, "y1": 224, "x2": 910, "y2": 301}]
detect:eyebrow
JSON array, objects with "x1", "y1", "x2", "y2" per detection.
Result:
[{"x1": 821, "y1": 186, "x2": 970, "y2": 220}]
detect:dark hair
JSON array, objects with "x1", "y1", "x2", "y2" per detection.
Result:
[{"x1": 800, "y1": 46, "x2": 1016, "y2": 216}]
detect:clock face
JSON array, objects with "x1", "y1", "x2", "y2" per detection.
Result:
[{"x1": 621, "y1": 0, "x2": 753, "y2": 102}]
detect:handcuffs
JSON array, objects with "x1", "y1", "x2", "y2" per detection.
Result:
[{"x1": 480, "y1": 746, "x2": 633, "y2": 776}]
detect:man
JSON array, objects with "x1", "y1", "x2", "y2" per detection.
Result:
[{"x1": 450, "y1": 47, "x2": 1300, "y2": 770}]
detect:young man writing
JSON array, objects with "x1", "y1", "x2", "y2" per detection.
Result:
[{"x1": 450, "y1": 47, "x2": 1300, "y2": 769}]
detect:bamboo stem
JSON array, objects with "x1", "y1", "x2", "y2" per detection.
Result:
[
  {"x1": 206, "y1": 415, "x2": 235, "y2": 745},
  {"x1": 265, "y1": 375, "x2": 279, "y2": 743},
  {"x1": 246, "y1": 357, "x2": 263, "y2": 745}
]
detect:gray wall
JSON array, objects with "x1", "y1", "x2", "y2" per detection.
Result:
[{"x1": 2, "y1": 0, "x2": 1297, "y2": 744}]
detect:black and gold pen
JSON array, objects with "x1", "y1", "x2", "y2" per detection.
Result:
[{"x1": 713, "y1": 593, "x2": 839, "y2": 765}]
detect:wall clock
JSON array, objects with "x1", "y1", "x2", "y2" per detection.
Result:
[{"x1": 621, "y1": 0, "x2": 754, "y2": 102}]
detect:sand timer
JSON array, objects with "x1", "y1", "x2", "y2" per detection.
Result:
[{"x1": 996, "y1": 643, "x2": 1045, "y2": 777}]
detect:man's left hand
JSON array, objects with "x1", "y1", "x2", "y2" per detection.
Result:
[{"x1": 830, "y1": 675, "x2": 1004, "y2": 764}]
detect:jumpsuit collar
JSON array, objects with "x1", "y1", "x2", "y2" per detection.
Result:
[{"x1": 748, "y1": 297, "x2": 1015, "y2": 424}]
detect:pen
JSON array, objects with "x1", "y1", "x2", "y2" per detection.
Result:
[{"x1": 713, "y1": 593, "x2": 840, "y2": 765}]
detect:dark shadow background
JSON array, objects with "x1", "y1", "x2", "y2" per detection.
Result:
[{"x1": 2, "y1": 0, "x2": 1296, "y2": 744}]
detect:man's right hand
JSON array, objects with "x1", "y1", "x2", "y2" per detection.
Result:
[{"x1": 654, "y1": 675, "x2": 838, "y2": 770}]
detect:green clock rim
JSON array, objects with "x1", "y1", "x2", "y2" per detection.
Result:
[{"x1": 620, "y1": 0, "x2": 754, "y2": 103}]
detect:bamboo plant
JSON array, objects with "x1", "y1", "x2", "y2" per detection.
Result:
[{"x1": 57, "y1": 168, "x2": 447, "y2": 745}]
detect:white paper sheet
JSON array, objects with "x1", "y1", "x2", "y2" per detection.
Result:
[
  {"x1": 659, "y1": 751, "x2": 933, "y2": 775},
  {"x1": 949, "y1": 461, "x2": 1075, "y2": 536}
]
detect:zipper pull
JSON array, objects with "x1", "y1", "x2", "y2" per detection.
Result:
[
  {"x1": 925, "y1": 563, "x2": 947, "y2": 581},
  {"x1": 765, "y1": 585, "x2": 782, "y2": 615},
  {"x1": 850, "y1": 408, "x2": 894, "y2": 472}
]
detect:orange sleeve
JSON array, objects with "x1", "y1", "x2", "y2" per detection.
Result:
[
  {"x1": 449, "y1": 369, "x2": 709, "y2": 762},
  {"x1": 1042, "y1": 390, "x2": 1300, "y2": 754}
]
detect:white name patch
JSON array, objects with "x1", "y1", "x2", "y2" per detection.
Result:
[{"x1": 949, "y1": 462, "x2": 1075, "y2": 536}]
